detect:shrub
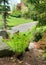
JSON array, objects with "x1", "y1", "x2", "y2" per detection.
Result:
[
  {"x1": 33, "y1": 28, "x2": 43, "y2": 42},
  {"x1": 38, "y1": 13, "x2": 46, "y2": 26},
  {"x1": 33, "y1": 25, "x2": 46, "y2": 42},
  {"x1": 33, "y1": 32, "x2": 42, "y2": 42},
  {"x1": 12, "y1": 10, "x2": 21, "y2": 18},
  {"x1": 28, "y1": 0, "x2": 46, "y2": 26},
  {"x1": 30, "y1": 11, "x2": 38, "y2": 21},
  {"x1": 2, "y1": 33, "x2": 30, "y2": 54}
]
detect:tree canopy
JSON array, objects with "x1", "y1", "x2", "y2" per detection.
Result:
[{"x1": 27, "y1": 0, "x2": 46, "y2": 26}]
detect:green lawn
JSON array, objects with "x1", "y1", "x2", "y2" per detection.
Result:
[
  {"x1": 7, "y1": 16, "x2": 33, "y2": 26},
  {"x1": 0, "y1": 15, "x2": 3, "y2": 28},
  {"x1": 0, "y1": 15, "x2": 33, "y2": 29}
]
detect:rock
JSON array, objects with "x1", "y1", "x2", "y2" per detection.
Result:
[
  {"x1": 28, "y1": 42, "x2": 35, "y2": 50},
  {"x1": 0, "y1": 41, "x2": 14, "y2": 57},
  {"x1": 0, "y1": 41, "x2": 10, "y2": 50},
  {"x1": 0, "y1": 30, "x2": 9, "y2": 39},
  {"x1": 7, "y1": 30, "x2": 19, "y2": 36}
]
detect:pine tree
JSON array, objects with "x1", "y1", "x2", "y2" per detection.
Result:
[{"x1": 0, "y1": 0, "x2": 10, "y2": 29}]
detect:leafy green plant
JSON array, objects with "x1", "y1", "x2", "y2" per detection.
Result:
[
  {"x1": 12, "y1": 10, "x2": 21, "y2": 18},
  {"x1": 2, "y1": 33, "x2": 30, "y2": 54},
  {"x1": 2, "y1": 26, "x2": 36, "y2": 54},
  {"x1": 33, "y1": 31, "x2": 42, "y2": 42},
  {"x1": 38, "y1": 13, "x2": 46, "y2": 26},
  {"x1": 33, "y1": 25, "x2": 46, "y2": 42},
  {"x1": 27, "y1": 0, "x2": 46, "y2": 26}
]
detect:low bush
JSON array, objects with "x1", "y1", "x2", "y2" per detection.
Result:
[
  {"x1": 33, "y1": 26, "x2": 46, "y2": 42},
  {"x1": 12, "y1": 10, "x2": 21, "y2": 18},
  {"x1": 38, "y1": 13, "x2": 46, "y2": 26},
  {"x1": 30, "y1": 11, "x2": 38, "y2": 21},
  {"x1": 33, "y1": 32, "x2": 42, "y2": 42},
  {"x1": 2, "y1": 32, "x2": 30, "y2": 54}
]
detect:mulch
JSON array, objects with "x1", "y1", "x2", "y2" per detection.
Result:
[{"x1": 0, "y1": 51, "x2": 46, "y2": 65}]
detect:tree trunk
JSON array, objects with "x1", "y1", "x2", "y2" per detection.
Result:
[{"x1": 3, "y1": 12, "x2": 7, "y2": 30}]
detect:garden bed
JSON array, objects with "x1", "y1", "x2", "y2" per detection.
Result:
[{"x1": 0, "y1": 51, "x2": 46, "y2": 65}]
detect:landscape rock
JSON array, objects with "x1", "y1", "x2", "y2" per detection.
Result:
[
  {"x1": 0, "y1": 30, "x2": 9, "y2": 39},
  {"x1": 0, "y1": 41, "x2": 13, "y2": 57},
  {"x1": 28, "y1": 42, "x2": 35, "y2": 50},
  {"x1": 0, "y1": 41, "x2": 10, "y2": 50}
]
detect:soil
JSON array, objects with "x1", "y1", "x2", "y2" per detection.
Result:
[{"x1": 0, "y1": 50, "x2": 46, "y2": 65}]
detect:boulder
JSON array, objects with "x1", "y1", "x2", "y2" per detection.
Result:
[
  {"x1": 0, "y1": 41, "x2": 14, "y2": 57},
  {"x1": 0, "y1": 30, "x2": 9, "y2": 39},
  {"x1": 28, "y1": 42, "x2": 35, "y2": 50}
]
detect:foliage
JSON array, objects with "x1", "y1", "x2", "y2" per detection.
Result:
[
  {"x1": 33, "y1": 26, "x2": 46, "y2": 42},
  {"x1": 12, "y1": 9, "x2": 21, "y2": 18},
  {"x1": 30, "y1": 11, "x2": 38, "y2": 21},
  {"x1": 27, "y1": 0, "x2": 46, "y2": 26},
  {"x1": 21, "y1": 5, "x2": 29, "y2": 18},
  {"x1": 38, "y1": 13, "x2": 46, "y2": 26},
  {"x1": 7, "y1": 16, "x2": 33, "y2": 29},
  {"x1": 12, "y1": 3, "x2": 21, "y2": 18},
  {"x1": 33, "y1": 30, "x2": 42, "y2": 42},
  {"x1": 12, "y1": 2, "x2": 30, "y2": 19},
  {"x1": 22, "y1": 0, "x2": 38, "y2": 19},
  {"x1": 2, "y1": 26, "x2": 36, "y2": 54},
  {"x1": 2, "y1": 33, "x2": 30, "y2": 54},
  {"x1": 0, "y1": 0, "x2": 10, "y2": 29},
  {"x1": 0, "y1": 15, "x2": 33, "y2": 29}
]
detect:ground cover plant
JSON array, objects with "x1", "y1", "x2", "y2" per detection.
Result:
[
  {"x1": 33, "y1": 26, "x2": 46, "y2": 42},
  {"x1": 2, "y1": 32, "x2": 30, "y2": 54}
]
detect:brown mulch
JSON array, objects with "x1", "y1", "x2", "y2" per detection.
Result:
[{"x1": 0, "y1": 50, "x2": 46, "y2": 65}]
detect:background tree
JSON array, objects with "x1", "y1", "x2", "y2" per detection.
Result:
[
  {"x1": 12, "y1": 2, "x2": 29, "y2": 18},
  {"x1": 27, "y1": 0, "x2": 46, "y2": 26},
  {"x1": 22, "y1": 0, "x2": 37, "y2": 20},
  {"x1": 0, "y1": 0, "x2": 10, "y2": 29}
]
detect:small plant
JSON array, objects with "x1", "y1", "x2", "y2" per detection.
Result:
[
  {"x1": 2, "y1": 33, "x2": 30, "y2": 54},
  {"x1": 34, "y1": 32, "x2": 42, "y2": 42},
  {"x1": 33, "y1": 28, "x2": 43, "y2": 42}
]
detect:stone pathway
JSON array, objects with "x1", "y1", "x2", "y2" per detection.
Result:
[
  {"x1": 12, "y1": 22, "x2": 37, "y2": 32},
  {"x1": 0, "y1": 22, "x2": 37, "y2": 34}
]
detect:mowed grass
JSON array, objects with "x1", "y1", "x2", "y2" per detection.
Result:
[
  {"x1": 0, "y1": 15, "x2": 33, "y2": 28},
  {"x1": 0, "y1": 15, "x2": 3, "y2": 28},
  {"x1": 7, "y1": 16, "x2": 33, "y2": 26}
]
